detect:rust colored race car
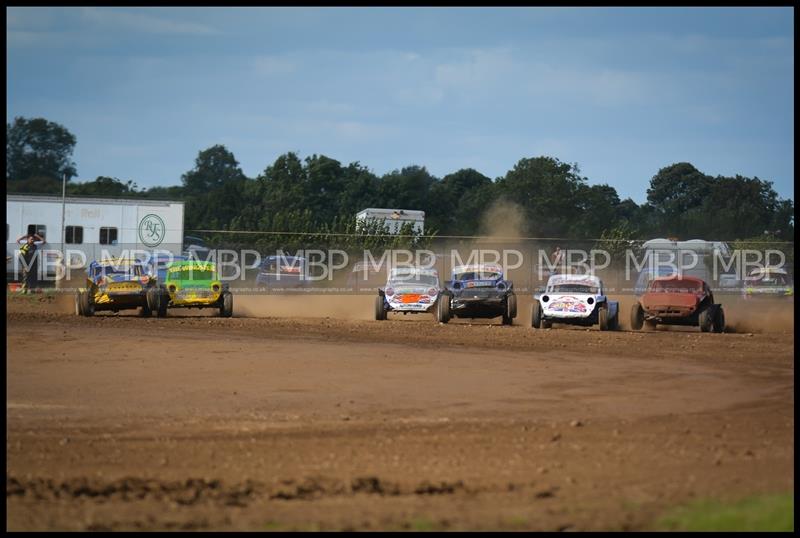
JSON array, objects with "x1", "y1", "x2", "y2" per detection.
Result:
[{"x1": 630, "y1": 275, "x2": 725, "y2": 333}]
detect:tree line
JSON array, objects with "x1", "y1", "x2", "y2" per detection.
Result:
[{"x1": 7, "y1": 116, "x2": 795, "y2": 251}]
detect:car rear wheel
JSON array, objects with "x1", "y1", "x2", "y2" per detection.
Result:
[
  {"x1": 598, "y1": 306, "x2": 609, "y2": 331},
  {"x1": 156, "y1": 289, "x2": 169, "y2": 318},
  {"x1": 75, "y1": 290, "x2": 84, "y2": 316},
  {"x1": 699, "y1": 307, "x2": 713, "y2": 333},
  {"x1": 436, "y1": 295, "x2": 451, "y2": 324},
  {"x1": 531, "y1": 301, "x2": 542, "y2": 329},
  {"x1": 712, "y1": 305, "x2": 725, "y2": 333},
  {"x1": 219, "y1": 291, "x2": 233, "y2": 318},
  {"x1": 78, "y1": 290, "x2": 94, "y2": 317},
  {"x1": 630, "y1": 303, "x2": 644, "y2": 331},
  {"x1": 501, "y1": 296, "x2": 515, "y2": 326},
  {"x1": 146, "y1": 287, "x2": 160, "y2": 312},
  {"x1": 375, "y1": 295, "x2": 386, "y2": 321},
  {"x1": 507, "y1": 293, "x2": 517, "y2": 319}
]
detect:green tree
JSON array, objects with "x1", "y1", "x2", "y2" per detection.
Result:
[
  {"x1": 377, "y1": 165, "x2": 439, "y2": 216},
  {"x1": 646, "y1": 163, "x2": 711, "y2": 237},
  {"x1": 571, "y1": 183, "x2": 622, "y2": 238},
  {"x1": 181, "y1": 144, "x2": 249, "y2": 230},
  {"x1": 68, "y1": 176, "x2": 139, "y2": 197},
  {"x1": 428, "y1": 168, "x2": 496, "y2": 235},
  {"x1": 495, "y1": 156, "x2": 588, "y2": 237},
  {"x1": 6, "y1": 117, "x2": 77, "y2": 184}
]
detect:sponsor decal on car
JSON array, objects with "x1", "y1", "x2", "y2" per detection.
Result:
[{"x1": 547, "y1": 296, "x2": 588, "y2": 313}]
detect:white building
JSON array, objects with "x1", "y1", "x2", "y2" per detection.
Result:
[
  {"x1": 356, "y1": 208, "x2": 425, "y2": 234},
  {"x1": 6, "y1": 194, "x2": 185, "y2": 278}
]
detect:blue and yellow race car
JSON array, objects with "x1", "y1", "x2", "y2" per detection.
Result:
[{"x1": 75, "y1": 257, "x2": 160, "y2": 317}]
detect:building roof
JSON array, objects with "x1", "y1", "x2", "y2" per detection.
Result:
[{"x1": 6, "y1": 193, "x2": 183, "y2": 206}]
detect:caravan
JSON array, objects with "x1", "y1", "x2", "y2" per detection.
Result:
[{"x1": 6, "y1": 194, "x2": 185, "y2": 282}]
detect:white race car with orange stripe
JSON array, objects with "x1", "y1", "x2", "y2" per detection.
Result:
[{"x1": 374, "y1": 266, "x2": 450, "y2": 323}]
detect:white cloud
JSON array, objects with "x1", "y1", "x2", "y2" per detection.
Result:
[
  {"x1": 252, "y1": 55, "x2": 296, "y2": 76},
  {"x1": 80, "y1": 7, "x2": 219, "y2": 36}
]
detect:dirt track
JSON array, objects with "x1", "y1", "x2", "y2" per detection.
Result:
[{"x1": 6, "y1": 293, "x2": 795, "y2": 530}]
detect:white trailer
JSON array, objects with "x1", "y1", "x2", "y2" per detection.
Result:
[
  {"x1": 6, "y1": 194, "x2": 184, "y2": 280},
  {"x1": 356, "y1": 208, "x2": 425, "y2": 234}
]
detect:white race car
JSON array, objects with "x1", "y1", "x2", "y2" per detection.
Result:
[
  {"x1": 375, "y1": 266, "x2": 450, "y2": 323},
  {"x1": 531, "y1": 274, "x2": 619, "y2": 330}
]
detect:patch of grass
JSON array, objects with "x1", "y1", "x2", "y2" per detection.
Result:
[
  {"x1": 406, "y1": 518, "x2": 438, "y2": 531},
  {"x1": 656, "y1": 493, "x2": 794, "y2": 532},
  {"x1": 504, "y1": 515, "x2": 529, "y2": 528}
]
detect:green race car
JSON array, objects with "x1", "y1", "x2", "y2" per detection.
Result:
[{"x1": 156, "y1": 260, "x2": 233, "y2": 317}]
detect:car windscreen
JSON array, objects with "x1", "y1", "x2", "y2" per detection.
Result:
[
  {"x1": 649, "y1": 280, "x2": 702, "y2": 293},
  {"x1": 454, "y1": 270, "x2": 502, "y2": 281},
  {"x1": 168, "y1": 268, "x2": 215, "y2": 281},
  {"x1": 746, "y1": 275, "x2": 788, "y2": 287},
  {"x1": 262, "y1": 258, "x2": 304, "y2": 274},
  {"x1": 550, "y1": 283, "x2": 598, "y2": 294},
  {"x1": 389, "y1": 274, "x2": 439, "y2": 287},
  {"x1": 94, "y1": 265, "x2": 143, "y2": 278}
]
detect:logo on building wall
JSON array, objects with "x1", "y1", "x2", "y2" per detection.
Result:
[{"x1": 138, "y1": 214, "x2": 165, "y2": 247}]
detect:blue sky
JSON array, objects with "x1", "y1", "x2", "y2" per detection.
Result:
[{"x1": 6, "y1": 7, "x2": 794, "y2": 203}]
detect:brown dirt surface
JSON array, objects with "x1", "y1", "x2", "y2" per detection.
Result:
[{"x1": 6, "y1": 292, "x2": 794, "y2": 531}]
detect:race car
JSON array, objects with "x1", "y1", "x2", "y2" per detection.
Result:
[
  {"x1": 741, "y1": 267, "x2": 793, "y2": 300},
  {"x1": 75, "y1": 257, "x2": 158, "y2": 317},
  {"x1": 347, "y1": 261, "x2": 387, "y2": 293},
  {"x1": 630, "y1": 275, "x2": 725, "y2": 333},
  {"x1": 531, "y1": 274, "x2": 619, "y2": 330},
  {"x1": 375, "y1": 266, "x2": 450, "y2": 323},
  {"x1": 255, "y1": 255, "x2": 308, "y2": 291},
  {"x1": 444, "y1": 264, "x2": 517, "y2": 325},
  {"x1": 147, "y1": 253, "x2": 188, "y2": 283},
  {"x1": 157, "y1": 259, "x2": 233, "y2": 317}
]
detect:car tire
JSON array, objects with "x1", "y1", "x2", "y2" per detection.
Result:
[
  {"x1": 630, "y1": 303, "x2": 644, "y2": 331},
  {"x1": 146, "y1": 287, "x2": 160, "y2": 312},
  {"x1": 541, "y1": 319, "x2": 553, "y2": 329},
  {"x1": 712, "y1": 305, "x2": 725, "y2": 333},
  {"x1": 219, "y1": 291, "x2": 233, "y2": 318},
  {"x1": 531, "y1": 301, "x2": 542, "y2": 329},
  {"x1": 436, "y1": 295, "x2": 451, "y2": 324},
  {"x1": 699, "y1": 306, "x2": 713, "y2": 333},
  {"x1": 598, "y1": 306, "x2": 609, "y2": 331},
  {"x1": 79, "y1": 290, "x2": 94, "y2": 317},
  {"x1": 502, "y1": 296, "x2": 514, "y2": 326},
  {"x1": 507, "y1": 293, "x2": 517, "y2": 319},
  {"x1": 375, "y1": 295, "x2": 386, "y2": 321},
  {"x1": 139, "y1": 302, "x2": 152, "y2": 317},
  {"x1": 75, "y1": 290, "x2": 84, "y2": 316},
  {"x1": 156, "y1": 289, "x2": 169, "y2": 318}
]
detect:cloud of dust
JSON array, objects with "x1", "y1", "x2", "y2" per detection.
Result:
[{"x1": 477, "y1": 198, "x2": 528, "y2": 240}]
